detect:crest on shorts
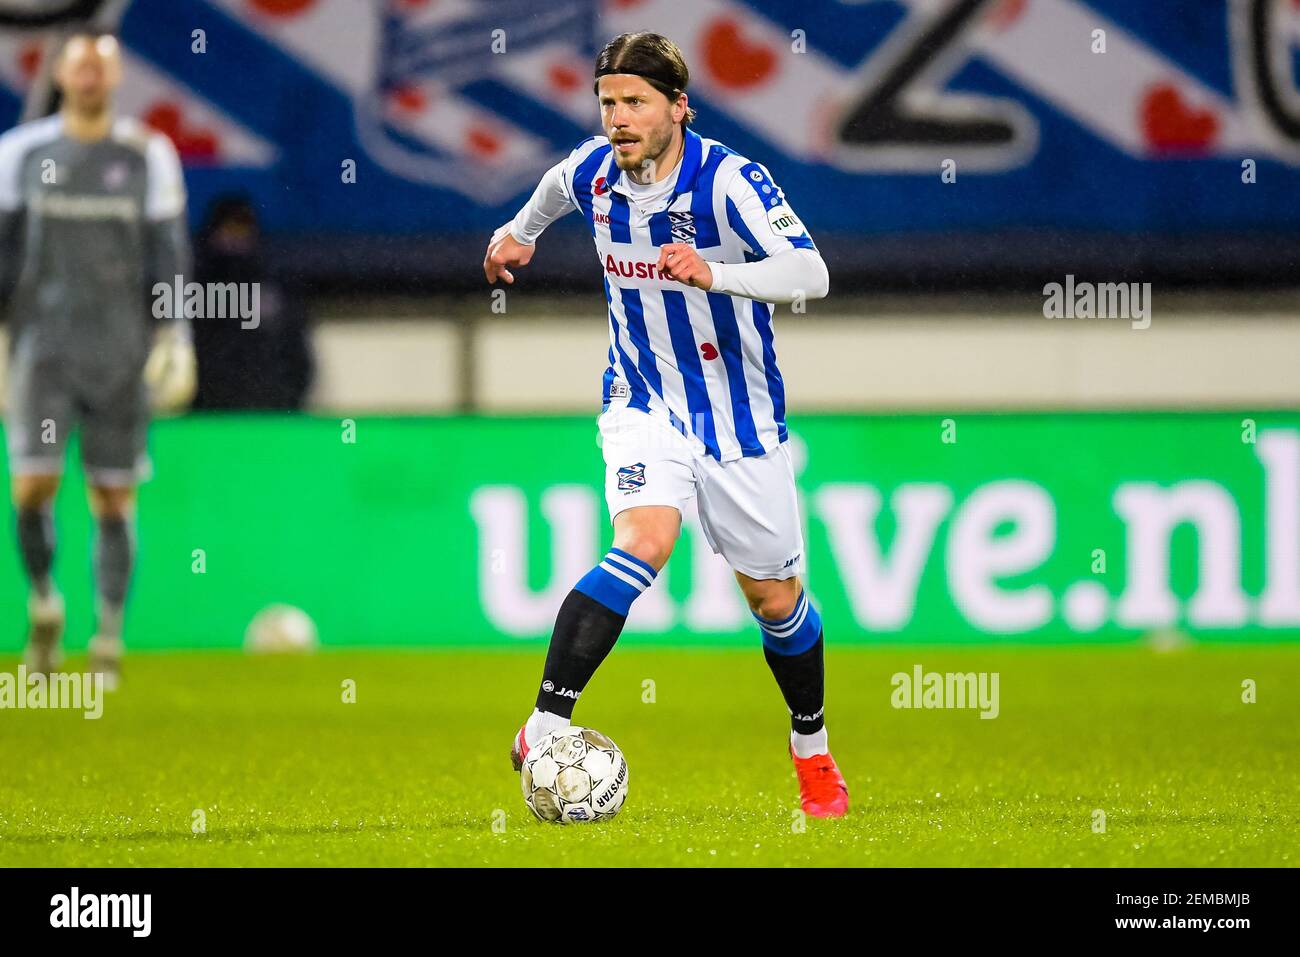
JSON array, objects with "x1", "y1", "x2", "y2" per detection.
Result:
[{"x1": 616, "y1": 462, "x2": 646, "y2": 491}]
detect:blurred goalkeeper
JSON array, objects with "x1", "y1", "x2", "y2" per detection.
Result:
[{"x1": 0, "y1": 33, "x2": 195, "y2": 688}]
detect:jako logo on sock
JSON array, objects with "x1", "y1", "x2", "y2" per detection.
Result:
[{"x1": 541, "y1": 680, "x2": 579, "y2": 700}]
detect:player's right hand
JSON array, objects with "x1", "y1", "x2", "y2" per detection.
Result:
[
  {"x1": 145, "y1": 323, "x2": 198, "y2": 414},
  {"x1": 484, "y1": 224, "x2": 535, "y2": 285}
]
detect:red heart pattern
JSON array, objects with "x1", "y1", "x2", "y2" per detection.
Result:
[
  {"x1": 143, "y1": 101, "x2": 219, "y2": 161},
  {"x1": 701, "y1": 18, "x2": 778, "y2": 91},
  {"x1": 1140, "y1": 83, "x2": 1219, "y2": 154}
]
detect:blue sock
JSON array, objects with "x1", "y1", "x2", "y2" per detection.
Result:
[
  {"x1": 754, "y1": 589, "x2": 822, "y2": 656},
  {"x1": 573, "y1": 547, "x2": 658, "y2": 616}
]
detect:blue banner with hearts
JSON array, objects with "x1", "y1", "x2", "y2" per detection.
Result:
[{"x1": 2, "y1": 0, "x2": 1296, "y2": 281}]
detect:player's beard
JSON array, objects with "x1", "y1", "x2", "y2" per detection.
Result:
[
  {"x1": 612, "y1": 121, "x2": 676, "y2": 181},
  {"x1": 65, "y1": 90, "x2": 112, "y2": 124}
]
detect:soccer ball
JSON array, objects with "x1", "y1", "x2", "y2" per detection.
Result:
[
  {"x1": 520, "y1": 727, "x2": 628, "y2": 824},
  {"x1": 244, "y1": 604, "x2": 318, "y2": 654}
]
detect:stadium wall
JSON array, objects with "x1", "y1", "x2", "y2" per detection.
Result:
[
  {"x1": 9, "y1": 311, "x2": 1300, "y2": 415},
  {"x1": 2, "y1": 413, "x2": 1298, "y2": 651}
]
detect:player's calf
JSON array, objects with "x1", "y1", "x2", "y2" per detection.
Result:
[
  {"x1": 514, "y1": 547, "x2": 660, "y2": 767},
  {"x1": 514, "y1": 513, "x2": 676, "y2": 769},
  {"x1": 750, "y1": 583, "x2": 847, "y2": 815},
  {"x1": 752, "y1": 586, "x2": 827, "y2": 750},
  {"x1": 88, "y1": 485, "x2": 136, "y2": 692},
  {"x1": 14, "y1": 490, "x2": 64, "y2": 673},
  {"x1": 15, "y1": 500, "x2": 56, "y2": 599}
]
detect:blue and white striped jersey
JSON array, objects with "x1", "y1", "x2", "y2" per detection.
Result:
[{"x1": 539, "y1": 128, "x2": 819, "y2": 463}]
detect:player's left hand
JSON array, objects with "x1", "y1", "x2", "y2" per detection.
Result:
[
  {"x1": 656, "y1": 243, "x2": 713, "y2": 290},
  {"x1": 145, "y1": 324, "x2": 197, "y2": 413}
]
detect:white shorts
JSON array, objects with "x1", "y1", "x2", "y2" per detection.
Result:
[{"x1": 598, "y1": 405, "x2": 805, "y2": 581}]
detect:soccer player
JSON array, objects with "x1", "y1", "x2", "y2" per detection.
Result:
[
  {"x1": 484, "y1": 33, "x2": 847, "y2": 817},
  {"x1": 0, "y1": 33, "x2": 195, "y2": 687}
]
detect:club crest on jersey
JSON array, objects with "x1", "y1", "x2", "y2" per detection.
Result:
[
  {"x1": 667, "y1": 211, "x2": 696, "y2": 244},
  {"x1": 617, "y1": 462, "x2": 646, "y2": 491},
  {"x1": 102, "y1": 161, "x2": 129, "y2": 191}
]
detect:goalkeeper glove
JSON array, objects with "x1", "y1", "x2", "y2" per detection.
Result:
[{"x1": 144, "y1": 323, "x2": 197, "y2": 413}]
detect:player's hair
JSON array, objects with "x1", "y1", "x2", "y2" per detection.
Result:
[{"x1": 593, "y1": 32, "x2": 696, "y2": 126}]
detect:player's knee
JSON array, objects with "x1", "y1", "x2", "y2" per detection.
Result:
[
  {"x1": 612, "y1": 507, "x2": 680, "y2": 571},
  {"x1": 88, "y1": 485, "x2": 136, "y2": 519},
  {"x1": 12, "y1": 475, "x2": 59, "y2": 510},
  {"x1": 746, "y1": 582, "x2": 801, "y2": 622},
  {"x1": 612, "y1": 531, "x2": 676, "y2": 572}
]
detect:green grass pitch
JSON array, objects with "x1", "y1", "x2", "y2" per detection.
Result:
[{"x1": 0, "y1": 644, "x2": 1296, "y2": 867}]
